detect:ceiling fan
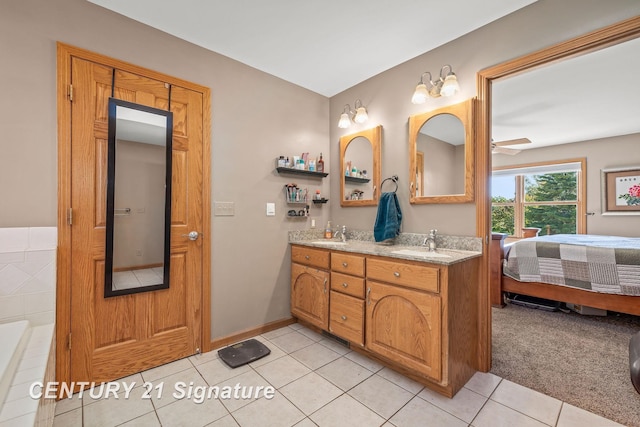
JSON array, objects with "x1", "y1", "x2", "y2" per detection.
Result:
[{"x1": 491, "y1": 137, "x2": 531, "y2": 155}]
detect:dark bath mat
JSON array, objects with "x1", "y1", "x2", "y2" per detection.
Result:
[{"x1": 218, "y1": 339, "x2": 271, "y2": 368}]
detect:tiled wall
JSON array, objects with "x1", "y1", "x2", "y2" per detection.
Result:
[{"x1": 0, "y1": 228, "x2": 56, "y2": 325}]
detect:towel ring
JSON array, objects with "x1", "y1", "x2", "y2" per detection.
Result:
[{"x1": 380, "y1": 175, "x2": 399, "y2": 193}]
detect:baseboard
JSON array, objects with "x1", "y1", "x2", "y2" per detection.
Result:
[{"x1": 209, "y1": 317, "x2": 296, "y2": 350}]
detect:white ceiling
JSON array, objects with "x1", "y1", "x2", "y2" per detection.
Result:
[
  {"x1": 492, "y1": 36, "x2": 640, "y2": 150},
  {"x1": 87, "y1": 0, "x2": 537, "y2": 97}
]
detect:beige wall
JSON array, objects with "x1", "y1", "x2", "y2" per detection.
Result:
[
  {"x1": 493, "y1": 133, "x2": 640, "y2": 238},
  {"x1": 418, "y1": 134, "x2": 460, "y2": 196},
  {"x1": 2, "y1": 0, "x2": 639, "y2": 340},
  {"x1": 329, "y1": 0, "x2": 640, "y2": 236}
]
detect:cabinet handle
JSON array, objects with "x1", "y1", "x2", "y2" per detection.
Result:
[
  {"x1": 366, "y1": 287, "x2": 371, "y2": 305},
  {"x1": 342, "y1": 262, "x2": 348, "y2": 267},
  {"x1": 394, "y1": 271, "x2": 400, "y2": 277},
  {"x1": 323, "y1": 278, "x2": 327, "y2": 294},
  {"x1": 305, "y1": 255, "x2": 310, "y2": 260},
  {"x1": 342, "y1": 282, "x2": 348, "y2": 288},
  {"x1": 341, "y1": 315, "x2": 347, "y2": 321}
]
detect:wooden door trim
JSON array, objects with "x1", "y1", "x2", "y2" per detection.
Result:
[{"x1": 56, "y1": 42, "x2": 211, "y2": 385}]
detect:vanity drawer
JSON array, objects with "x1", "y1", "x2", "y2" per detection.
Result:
[
  {"x1": 366, "y1": 258, "x2": 439, "y2": 293},
  {"x1": 331, "y1": 252, "x2": 365, "y2": 277},
  {"x1": 329, "y1": 291, "x2": 364, "y2": 346},
  {"x1": 331, "y1": 272, "x2": 365, "y2": 298},
  {"x1": 291, "y1": 245, "x2": 330, "y2": 269}
]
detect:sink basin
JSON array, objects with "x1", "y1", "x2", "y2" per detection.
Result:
[
  {"x1": 311, "y1": 240, "x2": 347, "y2": 246},
  {"x1": 391, "y1": 249, "x2": 451, "y2": 258}
]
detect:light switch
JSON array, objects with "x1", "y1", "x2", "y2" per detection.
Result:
[{"x1": 266, "y1": 202, "x2": 276, "y2": 216}]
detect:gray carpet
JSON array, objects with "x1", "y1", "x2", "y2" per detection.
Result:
[{"x1": 491, "y1": 303, "x2": 640, "y2": 427}]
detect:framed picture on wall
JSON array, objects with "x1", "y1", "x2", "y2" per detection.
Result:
[{"x1": 601, "y1": 166, "x2": 640, "y2": 215}]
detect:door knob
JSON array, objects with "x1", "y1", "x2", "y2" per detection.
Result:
[{"x1": 182, "y1": 231, "x2": 201, "y2": 241}]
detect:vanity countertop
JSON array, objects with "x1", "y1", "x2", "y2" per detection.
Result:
[{"x1": 290, "y1": 239, "x2": 481, "y2": 266}]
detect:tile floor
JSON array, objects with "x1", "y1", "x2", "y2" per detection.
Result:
[
  {"x1": 112, "y1": 267, "x2": 164, "y2": 291},
  {"x1": 52, "y1": 324, "x2": 624, "y2": 427}
]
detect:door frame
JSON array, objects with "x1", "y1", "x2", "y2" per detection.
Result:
[
  {"x1": 56, "y1": 42, "x2": 212, "y2": 384},
  {"x1": 475, "y1": 16, "x2": 640, "y2": 372}
]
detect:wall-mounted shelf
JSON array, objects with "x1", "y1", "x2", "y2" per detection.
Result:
[
  {"x1": 287, "y1": 212, "x2": 309, "y2": 218},
  {"x1": 312, "y1": 198, "x2": 328, "y2": 204},
  {"x1": 277, "y1": 167, "x2": 328, "y2": 178},
  {"x1": 345, "y1": 176, "x2": 370, "y2": 184}
]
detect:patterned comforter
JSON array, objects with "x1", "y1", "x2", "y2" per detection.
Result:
[{"x1": 503, "y1": 234, "x2": 640, "y2": 295}]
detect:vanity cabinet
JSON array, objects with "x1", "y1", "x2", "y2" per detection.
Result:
[
  {"x1": 329, "y1": 252, "x2": 366, "y2": 346},
  {"x1": 365, "y1": 258, "x2": 442, "y2": 382},
  {"x1": 365, "y1": 255, "x2": 480, "y2": 397},
  {"x1": 290, "y1": 244, "x2": 479, "y2": 397},
  {"x1": 291, "y1": 246, "x2": 330, "y2": 329}
]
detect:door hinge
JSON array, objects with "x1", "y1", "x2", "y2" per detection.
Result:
[
  {"x1": 68, "y1": 84, "x2": 73, "y2": 102},
  {"x1": 67, "y1": 208, "x2": 73, "y2": 226},
  {"x1": 68, "y1": 333, "x2": 71, "y2": 350}
]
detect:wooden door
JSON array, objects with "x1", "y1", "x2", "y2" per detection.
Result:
[
  {"x1": 291, "y1": 263, "x2": 329, "y2": 329},
  {"x1": 66, "y1": 56, "x2": 205, "y2": 382},
  {"x1": 366, "y1": 281, "x2": 442, "y2": 381}
]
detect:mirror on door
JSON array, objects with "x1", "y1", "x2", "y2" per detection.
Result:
[{"x1": 105, "y1": 98, "x2": 173, "y2": 297}]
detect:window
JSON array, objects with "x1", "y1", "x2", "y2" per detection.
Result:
[{"x1": 491, "y1": 159, "x2": 586, "y2": 237}]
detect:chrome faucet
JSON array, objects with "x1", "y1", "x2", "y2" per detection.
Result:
[
  {"x1": 334, "y1": 225, "x2": 347, "y2": 242},
  {"x1": 423, "y1": 229, "x2": 437, "y2": 252}
]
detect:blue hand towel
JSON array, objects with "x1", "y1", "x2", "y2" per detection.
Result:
[{"x1": 374, "y1": 192, "x2": 402, "y2": 242}]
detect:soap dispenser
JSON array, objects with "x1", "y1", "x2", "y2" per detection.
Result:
[{"x1": 324, "y1": 221, "x2": 332, "y2": 239}]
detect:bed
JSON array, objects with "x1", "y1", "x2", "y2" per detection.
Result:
[{"x1": 490, "y1": 233, "x2": 640, "y2": 316}]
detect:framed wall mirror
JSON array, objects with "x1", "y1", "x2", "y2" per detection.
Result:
[
  {"x1": 105, "y1": 98, "x2": 173, "y2": 298},
  {"x1": 339, "y1": 125, "x2": 382, "y2": 207},
  {"x1": 409, "y1": 99, "x2": 475, "y2": 204}
]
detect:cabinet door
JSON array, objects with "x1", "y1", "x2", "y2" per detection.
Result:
[
  {"x1": 291, "y1": 263, "x2": 329, "y2": 330},
  {"x1": 366, "y1": 281, "x2": 442, "y2": 382}
]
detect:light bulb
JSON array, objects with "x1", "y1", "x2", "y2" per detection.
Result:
[
  {"x1": 338, "y1": 112, "x2": 351, "y2": 129},
  {"x1": 411, "y1": 83, "x2": 429, "y2": 104},
  {"x1": 354, "y1": 106, "x2": 368, "y2": 124},
  {"x1": 440, "y1": 74, "x2": 460, "y2": 97}
]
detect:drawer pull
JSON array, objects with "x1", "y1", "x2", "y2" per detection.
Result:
[
  {"x1": 305, "y1": 255, "x2": 310, "y2": 260},
  {"x1": 342, "y1": 262, "x2": 348, "y2": 267},
  {"x1": 342, "y1": 282, "x2": 348, "y2": 288},
  {"x1": 341, "y1": 315, "x2": 347, "y2": 321},
  {"x1": 394, "y1": 271, "x2": 400, "y2": 277}
]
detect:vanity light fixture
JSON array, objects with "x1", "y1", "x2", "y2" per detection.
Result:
[
  {"x1": 337, "y1": 99, "x2": 369, "y2": 128},
  {"x1": 411, "y1": 65, "x2": 460, "y2": 104}
]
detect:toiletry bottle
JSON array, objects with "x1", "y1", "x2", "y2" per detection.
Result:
[
  {"x1": 315, "y1": 189, "x2": 321, "y2": 200},
  {"x1": 317, "y1": 153, "x2": 324, "y2": 173},
  {"x1": 324, "y1": 221, "x2": 332, "y2": 239}
]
